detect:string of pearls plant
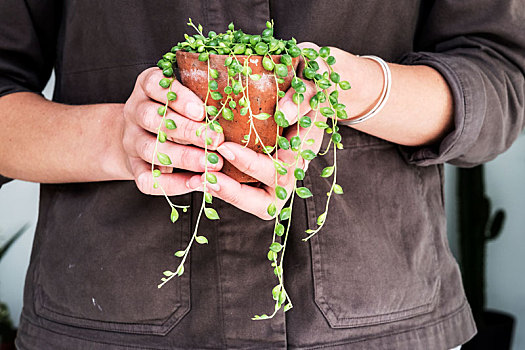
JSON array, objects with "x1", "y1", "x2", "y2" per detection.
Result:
[{"x1": 153, "y1": 19, "x2": 350, "y2": 320}]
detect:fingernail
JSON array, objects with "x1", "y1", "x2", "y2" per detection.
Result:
[
  {"x1": 138, "y1": 173, "x2": 149, "y2": 189},
  {"x1": 281, "y1": 101, "x2": 297, "y2": 123},
  {"x1": 217, "y1": 144, "x2": 235, "y2": 161},
  {"x1": 207, "y1": 183, "x2": 220, "y2": 191},
  {"x1": 201, "y1": 155, "x2": 221, "y2": 169},
  {"x1": 186, "y1": 102, "x2": 204, "y2": 119},
  {"x1": 187, "y1": 175, "x2": 202, "y2": 190}
]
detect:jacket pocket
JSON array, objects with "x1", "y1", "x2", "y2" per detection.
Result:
[
  {"x1": 303, "y1": 134, "x2": 440, "y2": 328},
  {"x1": 33, "y1": 182, "x2": 191, "y2": 335}
]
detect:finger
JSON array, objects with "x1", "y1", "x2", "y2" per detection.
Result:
[
  {"x1": 134, "y1": 126, "x2": 224, "y2": 173},
  {"x1": 158, "y1": 166, "x2": 173, "y2": 174},
  {"x1": 216, "y1": 109, "x2": 326, "y2": 187},
  {"x1": 136, "y1": 101, "x2": 224, "y2": 149},
  {"x1": 282, "y1": 109, "x2": 327, "y2": 155},
  {"x1": 128, "y1": 156, "x2": 195, "y2": 196},
  {"x1": 297, "y1": 42, "x2": 330, "y2": 75},
  {"x1": 187, "y1": 172, "x2": 276, "y2": 220},
  {"x1": 278, "y1": 77, "x2": 317, "y2": 125},
  {"x1": 138, "y1": 67, "x2": 205, "y2": 121},
  {"x1": 216, "y1": 142, "x2": 279, "y2": 187}
]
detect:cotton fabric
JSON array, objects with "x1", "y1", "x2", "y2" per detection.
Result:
[{"x1": 1, "y1": 0, "x2": 524, "y2": 349}]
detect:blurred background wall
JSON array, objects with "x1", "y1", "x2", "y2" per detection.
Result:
[{"x1": 1, "y1": 74, "x2": 524, "y2": 349}]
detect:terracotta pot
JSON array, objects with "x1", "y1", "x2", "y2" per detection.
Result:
[{"x1": 176, "y1": 51, "x2": 299, "y2": 182}]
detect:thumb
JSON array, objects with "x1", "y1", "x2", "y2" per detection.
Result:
[{"x1": 277, "y1": 77, "x2": 317, "y2": 125}]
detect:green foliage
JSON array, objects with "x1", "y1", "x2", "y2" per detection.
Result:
[{"x1": 153, "y1": 18, "x2": 349, "y2": 321}]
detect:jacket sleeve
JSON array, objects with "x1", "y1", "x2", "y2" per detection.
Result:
[
  {"x1": 0, "y1": 0, "x2": 60, "y2": 188},
  {"x1": 396, "y1": 0, "x2": 525, "y2": 167}
]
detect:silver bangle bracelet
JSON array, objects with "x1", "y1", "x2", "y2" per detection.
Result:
[{"x1": 344, "y1": 55, "x2": 391, "y2": 125}]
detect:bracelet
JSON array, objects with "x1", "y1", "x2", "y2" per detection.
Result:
[{"x1": 343, "y1": 55, "x2": 391, "y2": 125}]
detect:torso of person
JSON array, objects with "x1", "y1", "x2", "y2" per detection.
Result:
[{"x1": 13, "y1": 1, "x2": 476, "y2": 349}]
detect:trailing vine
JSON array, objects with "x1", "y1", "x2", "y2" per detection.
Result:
[{"x1": 153, "y1": 19, "x2": 350, "y2": 319}]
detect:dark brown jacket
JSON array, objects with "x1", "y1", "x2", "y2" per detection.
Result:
[{"x1": 1, "y1": 0, "x2": 524, "y2": 349}]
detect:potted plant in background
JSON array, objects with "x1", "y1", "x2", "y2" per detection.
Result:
[
  {"x1": 458, "y1": 165, "x2": 515, "y2": 349},
  {"x1": 0, "y1": 224, "x2": 27, "y2": 350}
]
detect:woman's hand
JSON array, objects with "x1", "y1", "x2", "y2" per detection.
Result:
[
  {"x1": 122, "y1": 67, "x2": 225, "y2": 195},
  {"x1": 282, "y1": 42, "x2": 454, "y2": 147},
  {"x1": 186, "y1": 109, "x2": 327, "y2": 220}
]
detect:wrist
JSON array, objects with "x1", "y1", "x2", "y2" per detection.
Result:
[
  {"x1": 347, "y1": 55, "x2": 385, "y2": 119},
  {"x1": 100, "y1": 103, "x2": 134, "y2": 181},
  {"x1": 329, "y1": 48, "x2": 385, "y2": 119}
]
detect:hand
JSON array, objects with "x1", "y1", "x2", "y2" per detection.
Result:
[
  {"x1": 122, "y1": 67, "x2": 225, "y2": 195},
  {"x1": 277, "y1": 42, "x2": 385, "y2": 125},
  {"x1": 277, "y1": 42, "x2": 330, "y2": 125},
  {"x1": 186, "y1": 109, "x2": 327, "y2": 219}
]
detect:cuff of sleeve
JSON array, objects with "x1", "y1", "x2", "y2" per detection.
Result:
[
  {"x1": 0, "y1": 76, "x2": 38, "y2": 98},
  {"x1": 396, "y1": 51, "x2": 486, "y2": 167}
]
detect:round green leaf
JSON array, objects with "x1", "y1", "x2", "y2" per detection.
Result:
[
  {"x1": 167, "y1": 91, "x2": 177, "y2": 101},
  {"x1": 277, "y1": 136, "x2": 290, "y2": 150},
  {"x1": 206, "y1": 105, "x2": 218, "y2": 116},
  {"x1": 339, "y1": 80, "x2": 351, "y2": 90},
  {"x1": 204, "y1": 207, "x2": 220, "y2": 220},
  {"x1": 211, "y1": 91, "x2": 223, "y2": 100},
  {"x1": 319, "y1": 46, "x2": 330, "y2": 58},
  {"x1": 254, "y1": 113, "x2": 271, "y2": 121},
  {"x1": 267, "y1": 250, "x2": 277, "y2": 261},
  {"x1": 267, "y1": 203, "x2": 277, "y2": 217},
  {"x1": 332, "y1": 132, "x2": 342, "y2": 143},
  {"x1": 330, "y1": 72, "x2": 341, "y2": 83},
  {"x1": 165, "y1": 119, "x2": 177, "y2": 130},
  {"x1": 314, "y1": 121, "x2": 328, "y2": 129},
  {"x1": 206, "y1": 173, "x2": 217, "y2": 184},
  {"x1": 210, "y1": 68, "x2": 219, "y2": 79},
  {"x1": 299, "y1": 116, "x2": 312, "y2": 128},
  {"x1": 280, "y1": 54, "x2": 292, "y2": 66},
  {"x1": 294, "y1": 168, "x2": 305, "y2": 180},
  {"x1": 280, "y1": 207, "x2": 291, "y2": 221},
  {"x1": 195, "y1": 235, "x2": 209, "y2": 244},
  {"x1": 269, "y1": 242, "x2": 283, "y2": 252},
  {"x1": 222, "y1": 108, "x2": 234, "y2": 121},
  {"x1": 207, "y1": 153, "x2": 219, "y2": 164},
  {"x1": 262, "y1": 56, "x2": 274, "y2": 71},
  {"x1": 296, "y1": 187, "x2": 313, "y2": 199},
  {"x1": 170, "y1": 208, "x2": 179, "y2": 223},
  {"x1": 275, "y1": 186, "x2": 287, "y2": 200},
  {"x1": 274, "y1": 64, "x2": 288, "y2": 78},
  {"x1": 209, "y1": 80, "x2": 218, "y2": 91},
  {"x1": 274, "y1": 110, "x2": 289, "y2": 128},
  {"x1": 275, "y1": 223, "x2": 285, "y2": 237},
  {"x1": 157, "y1": 152, "x2": 172, "y2": 165},
  {"x1": 320, "y1": 107, "x2": 335, "y2": 117},
  {"x1": 317, "y1": 212, "x2": 326, "y2": 225},
  {"x1": 159, "y1": 78, "x2": 171, "y2": 88},
  {"x1": 321, "y1": 166, "x2": 334, "y2": 177},
  {"x1": 290, "y1": 136, "x2": 301, "y2": 151},
  {"x1": 300, "y1": 150, "x2": 317, "y2": 161}
]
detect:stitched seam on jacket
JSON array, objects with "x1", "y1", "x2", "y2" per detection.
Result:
[
  {"x1": 19, "y1": 315, "x2": 228, "y2": 350},
  {"x1": 297, "y1": 298, "x2": 471, "y2": 350}
]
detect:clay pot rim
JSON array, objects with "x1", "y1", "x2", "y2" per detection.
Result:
[{"x1": 176, "y1": 50, "x2": 294, "y2": 59}]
